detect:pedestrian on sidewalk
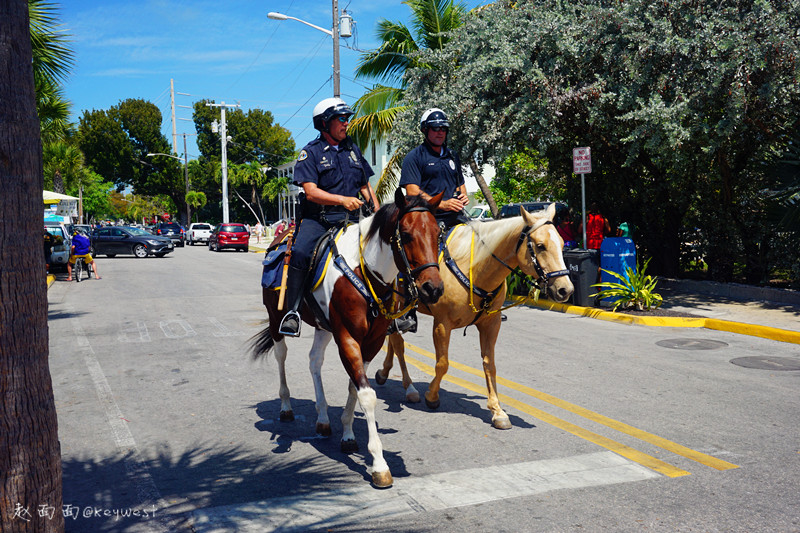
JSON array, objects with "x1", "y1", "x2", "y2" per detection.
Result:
[{"x1": 255, "y1": 222, "x2": 263, "y2": 244}]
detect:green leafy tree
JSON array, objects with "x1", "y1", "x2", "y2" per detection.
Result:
[
  {"x1": 186, "y1": 191, "x2": 207, "y2": 223},
  {"x1": 192, "y1": 101, "x2": 294, "y2": 222},
  {"x1": 350, "y1": 0, "x2": 471, "y2": 201},
  {"x1": 394, "y1": 0, "x2": 800, "y2": 281},
  {"x1": 78, "y1": 99, "x2": 186, "y2": 218}
]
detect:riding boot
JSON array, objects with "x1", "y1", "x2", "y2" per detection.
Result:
[{"x1": 278, "y1": 265, "x2": 307, "y2": 337}]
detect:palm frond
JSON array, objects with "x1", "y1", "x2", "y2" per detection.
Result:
[
  {"x1": 404, "y1": 0, "x2": 467, "y2": 51},
  {"x1": 355, "y1": 20, "x2": 418, "y2": 83},
  {"x1": 29, "y1": 0, "x2": 74, "y2": 84},
  {"x1": 375, "y1": 150, "x2": 405, "y2": 203}
]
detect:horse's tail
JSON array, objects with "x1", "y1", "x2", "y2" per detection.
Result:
[{"x1": 249, "y1": 325, "x2": 275, "y2": 361}]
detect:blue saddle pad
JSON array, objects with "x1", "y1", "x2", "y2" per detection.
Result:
[
  {"x1": 261, "y1": 243, "x2": 288, "y2": 289},
  {"x1": 260, "y1": 229, "x2": 342, "y2": 290}
]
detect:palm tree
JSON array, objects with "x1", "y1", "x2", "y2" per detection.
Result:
[
  {"x1": 1, "y1": 1, "x2": 65, "y2": 530},
  {"x1": 43, "y1": 140, "x2": 83, "y2": 193},
  {"x1": 350, "y1": 0, "x2": 467, "y2": 199}
]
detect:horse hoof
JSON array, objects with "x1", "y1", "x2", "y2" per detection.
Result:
[
  {"x1": 406, "y1": 390, "x2": 420, "y2": 403},
  {"x1": 341, "y1": 439, "x2": 358, "y2": 453},
  {"x1": 374, "y1": 369, "x2": 387, "y2": 386},
  {"x1": 279, "y1": 410, "x2": 294, "y2": 422},
  {"x1": 493, "y1": 416, "x2": 512, "y2": 430},
  {"x1": 425, "y1": 397, "x2": 440, "y2": 410},
  {"x1": 316, "y1": 423, "x2": 332, "y2": 437},
  {"x1": 371, "y1": 470, "x2": 393, "y2": 488}
]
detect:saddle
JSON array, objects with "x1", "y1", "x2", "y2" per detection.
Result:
[{"x1": 260, "y1": 227, "x2": 344, "y2": 292}]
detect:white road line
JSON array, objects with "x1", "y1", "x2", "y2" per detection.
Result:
[
  {"x1": 191, "y1": 451, "x2": 659, "y2": 532},
  {"x1": 69, "y1": 312, "x2": 172, "y2": 532}
]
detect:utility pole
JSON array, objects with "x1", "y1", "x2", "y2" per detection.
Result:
[
  {"x1": 170, "y1": 78, "x2": 178, "y2": 155},
  {"x1": 207, "y1": 101, "x2": 239, "y2": 223},
  {"x1": 183, "y1": 133, "x2": 189, "y2": 225},
  {"x1": 332, "y1": 0, "x2": 340, "y2": 98}
]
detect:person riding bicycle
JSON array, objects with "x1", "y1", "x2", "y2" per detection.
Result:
[{"x1": 68, "y1": 229, "x2": 101, "y2": 280}]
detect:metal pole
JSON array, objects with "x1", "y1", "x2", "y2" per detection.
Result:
[
  {"x1": 220, "y1": 103, "x2": 229, "y2": 223},
  {"x1": 183, "y1": 133, "x2": 190, "y2": 225},
  {"x1": 581, "y1": 173, "x2": 587, "y2": 248},
  {"x1": 332, "y1": 0, "x2": 340, "y2": 97}
]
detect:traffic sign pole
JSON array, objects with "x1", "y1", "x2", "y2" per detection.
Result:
[{"x1": 572, "y1": 147, "x2": 592, "y2": 248}]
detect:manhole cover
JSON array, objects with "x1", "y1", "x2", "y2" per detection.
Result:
[
  {"x1": 656, "y1": 338, "x2": 729, "y2": 350},
  {"x1": 730, "y1": 357, "x2": 800, "y2": 371}
]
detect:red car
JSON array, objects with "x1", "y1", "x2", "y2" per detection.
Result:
[{"x1": 209, "y1": 223, "x2": 249, "y2": 252}]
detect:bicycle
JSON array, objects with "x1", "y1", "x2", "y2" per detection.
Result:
[{"x1": 73, "y1": 256, "x2": 92, "y2": 282}]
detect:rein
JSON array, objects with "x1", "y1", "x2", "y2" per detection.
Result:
[
  {"x1": 358, "y1": 206, "x2": 440, "y2": 320},
  {"x1": 445, "y1": 219, "x2": 570, "y2": 323}
]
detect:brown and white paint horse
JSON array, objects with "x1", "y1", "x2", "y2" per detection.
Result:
[
  {"x1": 376, "y1": 203, "x2": 574, "y2": 429},
  {"x1": 251, "y1": 190, "x2": 444, "y2": 487}
]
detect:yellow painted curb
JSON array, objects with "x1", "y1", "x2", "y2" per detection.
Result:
[
  {"x1": 46, "y1": 274, "x2": 55, "y2": 288},
  {"x1": 514, "y1": 296, "x2": 800, "y2": 346}
]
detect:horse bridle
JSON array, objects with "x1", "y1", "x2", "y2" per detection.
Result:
[
  {"x1": 359, "y1": 206, "x2": 440, "y2": 319},
  {"x1": 389, "y1": 206, "x2": 440, "y2": 302},
  {"x1": 509, "y1": 220, "x2": 570, "y2": 291}
]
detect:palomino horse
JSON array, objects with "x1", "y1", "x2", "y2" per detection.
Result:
[
  {"x1": 251, "y1": 190, "x2": 444, "y2": 488},
  {"x1": 376, "y1": 203, "x2": 574, "y2": 429}
]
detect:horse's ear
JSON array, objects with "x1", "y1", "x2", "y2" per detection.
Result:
[
  {"x1": 545, "y1": 202, "x2": 557, "y2": 222},
  {"x1": 394, "y1": 187, "x2": 406, "y2": 209},
  {"x1": 428, "y1": 191, "x2": 444, "y2": 210}
]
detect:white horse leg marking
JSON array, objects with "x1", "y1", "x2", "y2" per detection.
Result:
[
  {"x1": 309, "y1": 330, "x2": 333, "y2": 435},
  {"x1": 341, "y1": 381, "x2": 358, "y2": 448},
  {"x1": 274, "y1": 338, "x2": 293, "y2": 420},
  {"x1": 357, "y1": 386, "x2": 392, "y2": 486}
]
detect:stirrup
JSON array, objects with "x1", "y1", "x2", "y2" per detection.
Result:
[
  {"x1": 389, "y1": 312, "x2": 417, "y2": 335},
  {"x1": 279, "y1": 310, "x2": 302, "y2": 337}
]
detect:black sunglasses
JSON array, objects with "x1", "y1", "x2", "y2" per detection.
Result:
[{"x1": 429, "y1": 126, "x2": 448, "y2": 132}]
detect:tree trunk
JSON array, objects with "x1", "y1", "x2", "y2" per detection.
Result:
[
  {"x1": 468, "y1": 157, "x2": 498, "y2": 217},
  {"x1": 0, "y1": 2, "x2": 65, "y2": 531}
]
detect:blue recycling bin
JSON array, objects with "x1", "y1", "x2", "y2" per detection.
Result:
[{"x1": 600, "y1": 237, "x2": 637, "y2": 287}]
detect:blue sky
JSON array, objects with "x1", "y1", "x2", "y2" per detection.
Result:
[{"x1": 60, "y1": 0, "x2": 485, "y2": 160}]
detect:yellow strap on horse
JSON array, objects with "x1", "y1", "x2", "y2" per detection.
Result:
[
  {"x1": 465, "y1": 228, "x2": 536, "y2": 315},
  {"x1": 358, "y1": 233, "x2": 417, "y2": 320}
]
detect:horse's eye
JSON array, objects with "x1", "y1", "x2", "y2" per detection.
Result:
[
  {"x1": 399, "y1": 232, "x2": 413, "y2": 245},
  {"x1": 536, "y1": 243, "x2": 547, "y2": 252}
]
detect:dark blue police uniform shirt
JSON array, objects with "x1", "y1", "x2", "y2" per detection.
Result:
[
  {"x1": 399, "y1": 143, "x2": 465, "y2": 200},
  {"x1": 294, "y1": 136, "x2": 374, "y2": 198}
]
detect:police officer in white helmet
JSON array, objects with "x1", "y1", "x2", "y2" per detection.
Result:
[
  {"x1": 400, "y1": 108, "x2": 469, "y2": 228},
  {"x1": 278, "y1": 97, "x2": 379, "y2": 337}
]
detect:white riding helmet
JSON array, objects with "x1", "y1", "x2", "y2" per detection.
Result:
[
  {"x1": 312, "y1": 97, "x2": 354, "y2": 132},
  {"x1": 420, "y1": 108, "x2": 449, "y2": 133}
]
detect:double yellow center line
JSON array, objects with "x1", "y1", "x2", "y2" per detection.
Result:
[{"x1": 392, "y1": 341, "x2": 739, "y2": 478}]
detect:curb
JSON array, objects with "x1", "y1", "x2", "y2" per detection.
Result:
[
  {"x1": 516, "y1": 296, "x2": 800, "y2": 346},
  {"x1": 47, "y1": 274, "x2": 55, "y2": 288}
]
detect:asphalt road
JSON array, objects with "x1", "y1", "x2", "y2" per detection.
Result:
[{"x1": 45, "y1": 244, "x2": 800, "y2": 532}]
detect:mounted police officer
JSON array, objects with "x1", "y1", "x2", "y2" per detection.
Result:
[
  {"x1": 400, "y1": 108, "x2": 469, "y2": 228},
  {"x1": 392, "y1": 108, "x2": 469, "y2": 333},
  {"x1": 279, "y1": 97, "x2": 380, "y2": 337}
]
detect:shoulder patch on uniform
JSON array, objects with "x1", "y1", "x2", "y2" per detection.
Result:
[
  {"x1": 350, "y1": 150, "x2": 358, "y2": 162},
  {"x1": 449, "y1": 159, "x2": 456, "y2": 170},
  {"x1": 298, "y1": 150, "x2": 308, "y2": 162}
]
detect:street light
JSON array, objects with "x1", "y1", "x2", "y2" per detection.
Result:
[
  {"x1": 146, "y1": 150, "x2": 189, "y2": 226},
  {"x1": 268, "y1": 0, "x2": 346, "y2": 97}
]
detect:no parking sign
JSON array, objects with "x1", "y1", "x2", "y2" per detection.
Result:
[{"x1": 573, "y1": 147, "x2": 591, "y2": 174}]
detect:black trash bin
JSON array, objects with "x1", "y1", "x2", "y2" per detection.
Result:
[{"x1": 563, "y1": 248, "x2": 600, "y2": 307}]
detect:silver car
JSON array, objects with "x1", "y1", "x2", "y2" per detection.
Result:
[{"x1": 45, "y1": 221, "x2": 71, "y2": 268}]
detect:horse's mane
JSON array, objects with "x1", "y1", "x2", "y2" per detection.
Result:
[
  {"x1": 365, "y1": 194, "x2": 433, "y2": 244},
  {"x1": 448, "y1": 208, "x2": 552, "y2": 261}
]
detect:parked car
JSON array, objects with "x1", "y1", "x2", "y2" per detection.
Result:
[
  {"x1": 186, "y1": 223, "x2": 214, "y2": 246},
  {"x1": 67, "y1": 223, "x2": 93, "y2": 236},
  {"x1": 209, "y1": 223, "x2": 249, "y2": 252},
  {"x1": 44, "y1": 221, "x2": 71, "y2": 269},
  {"x1": 91, "y1": 226, "x2": 174, "y2": 258},
  {"x1": 498, "y1": 201, "x2": 567, "y2": 219},
  {"x1": 154, "y1": 222, "x2": 185, "y2": 247},
  {"x1": 468, "y1": 204, "x2": 492, "y2": 221}
]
